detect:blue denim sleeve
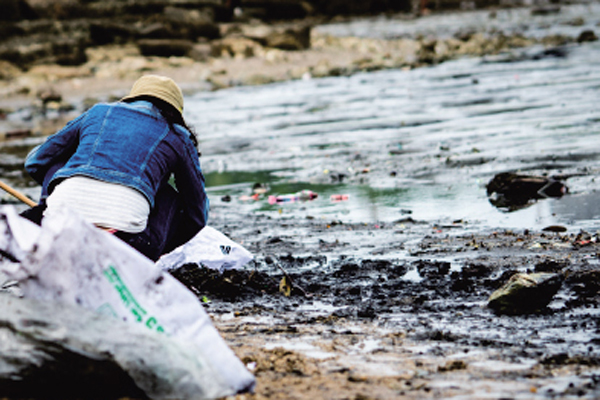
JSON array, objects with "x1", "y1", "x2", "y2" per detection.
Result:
[
  {"x1": 24, "y1": 112, "x2": 85, "y2": 184},
  {"x1": 174, "y1": 134, "x2": 210, "y2": 231}
]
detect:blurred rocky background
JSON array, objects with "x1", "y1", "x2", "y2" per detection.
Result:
[
  {"x1": 1, "y1": 0, "x2": 407, "y2": 72},
  {"x1": 2, "y1": 0, "x2": 540, "y2": 78},
  {"x1": 1, "y1": 0, "x2": 596, "y2": 139}
]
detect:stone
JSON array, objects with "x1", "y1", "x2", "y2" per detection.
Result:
[
  {"x1": 211, "y1": 36, "x2": 262, "y2": 58},
  {"x1": 162, "y1": 6, "x2": 221, "y2": 39},
  {"x1": 487, "y1": 272, "x2": 563, "y2": 315},
  {"x1": 0, "y1": 0, "x2": 37, "y2": 21},
  {"x1": 237, "y1": 0, "x2": 311, "y2": 21},
  {"x1": 0, "y1": 60, "x2": 21, "y2": 80},
  {"x1": 240, "y1": 23, "x2": 311, "y2": 50},
  {"x1": 137, "y1": 22, "x2": 174, "y2": 40},
  {"x1": 26, "y1": 0, "x2": 85, "y2": 19},
  {"x1": 90, "y1": 22, "x2": 136, "y2": 45},
  {"x1": 265, "y1": 25, "x2": 311, "y2": 50},
  {"x1": 189, "y1": 42, "x2": 213, "y2": 61},
  {"x1": 577, "y1": 30, "x2": 598, "y2": 43},
  {"x1": 530, "y1": 5, "x2": 561, "y2": 16},
  {"x1": 486, "y1": 172, "x2": 568, "y2": 211},
  {"x1": 137, "y1": 39, "x2": 195, "y2": 57},
  {"x1": 564, "y1": 267, "x2": 600, "y2": 306}
]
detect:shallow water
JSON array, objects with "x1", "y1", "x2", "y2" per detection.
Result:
[
  {"x1": 2, "y1": 7, "x2": 600, "y2": 398},
  {"x1": 315, "y1": 2, "x2": 600, "y2": 40},
  {"x1": 2, "y1": 4, "x2": 600, "y2": 234},
  {"x1": 189, "y1": 38, "x2": 600, "y2": 231}
]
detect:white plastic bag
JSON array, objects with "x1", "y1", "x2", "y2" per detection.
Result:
[
  {"x1": 0, "y1": 206, "x2": 255, "y2": 399},
  {"x1": 0, "y1": 207, "x2": 39, "y2": 296},
  {"x1": 157, "y1": 226, "x2": 253, "y2": 273}
]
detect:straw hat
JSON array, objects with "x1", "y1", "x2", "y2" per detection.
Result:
[{"x1": 121, "y1": 75, "x2": 184, "y2": 113}]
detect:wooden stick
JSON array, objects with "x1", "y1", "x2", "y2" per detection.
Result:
[{"x1": 0, "y1": 180, "x2": 37, "y2": 207}]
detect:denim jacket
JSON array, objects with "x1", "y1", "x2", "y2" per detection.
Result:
[{"x1": 25, "y1": 100, "x2": 209, "y2": 230}]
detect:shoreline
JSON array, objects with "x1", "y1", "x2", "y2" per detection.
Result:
[
  {"x1": 2, "y1": 4, "x2": 600, "y2": 399},
  {"x1": 2, "y1": 3, "x2": 597, "y2": 138}
]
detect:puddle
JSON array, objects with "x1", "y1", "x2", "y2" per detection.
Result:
[
  {"x1": 182, "y1": 35, "x2": 600, "y2": 231},
  {"x1": 207, "y1": 170, "x2": 600, "y2": 230},
  {"x1": 5, "y1": 38, "x2": 600, "y2": 232}
]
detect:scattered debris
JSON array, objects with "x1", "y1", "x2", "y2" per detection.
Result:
[
  {"x1": 330, "y1": 194, "x2": 349, "y2": 202},
  {"x1": 268, "y1": 190, "x2": 318, "y2": 205},
  {"x1": 542, "y1": 225, "x2": 567, "y2": 233}
]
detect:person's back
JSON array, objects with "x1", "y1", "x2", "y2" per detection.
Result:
[{"x1": 23, "y1": 75, "x2": 209, "y2": 260}]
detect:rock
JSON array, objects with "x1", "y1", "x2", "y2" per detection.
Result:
[
  {"x1": 577, "y1": 30, "x2": 598, "y2": 43},
  {"x1": 243, "y1": 73, "x2": 275, "y2": 85},
  {"x1": 0, "y1": 294, "x2": 239, "y2": 399},
  {"x1": 530, "y1": 5, "x2": 561, "y2": 16},
  {"x1": 0, "y1": 60, "x2": 21, "y2": 80},
  {"x1": 238, "y1": 0, "x2": 311, "y2": 21},
  {"x1": 90, "y1": 22, "x2": 136, "y2": 45},
  {"x1": 266, "y1": 25, "x2": 311, "y2": 50},
  {"x1": 162, "y1": 6, "x2": 221, "y2": 39},
  {"x1": 311, "y1": 0, "x2": 410, "y2": 16},
  {"x1": 487, "y1": 272, "x2": 563, "y2": 315},
  {"x1": 240, "y1": 23, "x2": 311, "y2": 50},
  {"x1": 0, "y1": 41, "x2": 50, "y2": 67},
  {"x1": 189, "y1": 42, "x2": 213, "y2": 61},
  {"x1": 137, "y1": 22, "x2": 174, "y2": 39},
  {"x1": 0, "y1": 0, "x2": 37, "y2": 21},
  {"x1": 51, "y1": 38, "x2": 89, "y2": 66},
  {"x1": 486, "y1": 172, "x2": 568, "y2": 211},
  {"x1": 26, "y1": 0, "x2": 85, "y2": 19},
  {"x1": 85, "y1": 0, "x2": 167, "y2": 18},
  {"x1": 0, "y1": 21, "x2": 25, "y2": 42},
  {"x1": 0, "y1": 33, "x2": 88, "y2": 68},
  {"x1": 36, "y1": 87, "x2": 61, "y2": 104},
  {"x1": 137, "y1": 39, "x2": 195, "y2": 57},
  {"x1": 211, "y1": 36, "x2": 263, "y2": 58},
  {"x1": 564, "y1": 267, "x2": 600, "y2": 306},
  {"x1": 541, "y1": 225, "x2": 567, "y2": 233},
  {"x1": 26, "y1": 63, "x2": 92, "y2": 80}
]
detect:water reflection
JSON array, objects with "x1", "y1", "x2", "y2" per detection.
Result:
[
  {"x1": 190, "y1": 38, "x2": 600, "y2": 230},
  {"x1": 3, "y1": 9, "x2": 600, "y2": 231}
]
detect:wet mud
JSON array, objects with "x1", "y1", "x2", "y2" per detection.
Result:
[{"x1": 170, "y1": 209, "x2": 600, "y2": 399}]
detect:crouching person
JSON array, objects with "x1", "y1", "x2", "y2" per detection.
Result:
[{"x1": 22, "y1": 75, "x2": 209, "y2": 261}]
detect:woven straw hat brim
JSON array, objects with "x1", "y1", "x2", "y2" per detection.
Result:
[{"x1": 121, "y1": 75, "x2": 184, "y2": 113}]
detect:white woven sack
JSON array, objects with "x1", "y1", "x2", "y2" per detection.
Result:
[{"x1": 0, "y1": 206, "x2": 255, "y2": 399}]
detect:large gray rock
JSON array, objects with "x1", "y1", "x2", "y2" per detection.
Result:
[
  {"x1": 0, "y1": 294, "x2": 241, "y2": 399},
  {"x1": 488, "y1": 272, "x2": 563, "y2": 315}
]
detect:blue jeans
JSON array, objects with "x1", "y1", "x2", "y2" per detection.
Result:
[
  {"x1": 20, "y1": 164, "x2": 196, "y2": 261},
  {"x1": 114, "y1": 183, "x2": 198, "y2": 261}
]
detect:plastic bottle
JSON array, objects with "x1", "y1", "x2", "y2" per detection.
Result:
[
  {"x1": 268, "y1": 190, "x2": 318, "y2": 205},
  {"x1": 330, "y1": 194, "x2": 349, "y2": 202}
]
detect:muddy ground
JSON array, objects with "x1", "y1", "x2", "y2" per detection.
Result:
[
  {"x1": 2, "y1": 2, "x2": 600, "y2": 399},
  {"x1": 167, "y1": 202, "x2": 600, "y2": 399}
]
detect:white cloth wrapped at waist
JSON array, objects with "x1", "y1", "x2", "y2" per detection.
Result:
[{"x1": 45, "y1": 176, "x2": 150, "y2": 233}]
